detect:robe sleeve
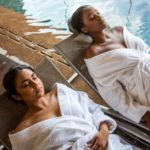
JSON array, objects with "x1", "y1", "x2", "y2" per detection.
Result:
[
  {"x1": 57, "y1": 83, "x2": 117, "y2": 133},
  {"x1": 124, "y1": 27, "x2": 150, "y2": 53},
  {"x1": 85, "y1": 95, "x2": 117, "y2": 132},
  {"x1": 98, "y1": 81, "x2": 150, "y2": 123}
]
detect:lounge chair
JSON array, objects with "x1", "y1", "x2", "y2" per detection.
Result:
[
  {"x1": 54, "y1": 33, "x2": 150, "y2": 148},
  {"x1": 0, "y1": 54, "x2": 70, "y2": 149},
  {"x1": 0, "y1": 54, "x2": 149, "y2": 149}
]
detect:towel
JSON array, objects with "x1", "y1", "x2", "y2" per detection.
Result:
[
  {"x1": 9, "y1": 83, "x2": 132, "y2": 150},
  {"x1": 84, "y1": 27, "x2": 150, "y2": 123}
]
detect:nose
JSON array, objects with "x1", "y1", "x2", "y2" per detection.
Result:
[{"x1": 30, "y1": 80, "x2": 38, "y2": 88}]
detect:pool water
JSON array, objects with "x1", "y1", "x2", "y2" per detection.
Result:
[{"x1": 0, "y1": 0, "x2": 150, "y2": 46}]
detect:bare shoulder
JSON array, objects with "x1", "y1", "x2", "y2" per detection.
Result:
[
  {"x1": 112, "y1": 26, "x2": 124, "y2": 33},
  {"x1": 84, "y1": 44, "x2": 100, "y2": 59},
  {"x1": 110, "y1": 26, "x2": 125, "y2": 41},
  {"x1": 12, "y1": 109, "x2": 36, "y2": 133},
  {"x1": 12, "y1": 119, "x2": 31, "y2": 133}
]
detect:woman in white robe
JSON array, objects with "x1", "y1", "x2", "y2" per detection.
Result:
[
  {"x1": 2, "y1": 65, "x2": 135, "y2": 150},
  {"x1": 70, "y1": 5, "x2": 150, "y2": 129}
]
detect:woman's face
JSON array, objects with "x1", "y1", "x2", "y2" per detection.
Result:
[
  {"x1": 81, "y1": 6, "x2": 107, "y2": 34},
  {"x1": 14, "y1": 69, "x2": 45, "y2": 102}
]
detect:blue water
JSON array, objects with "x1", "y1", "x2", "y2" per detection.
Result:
[{"x1": 0, "y1": 0, "x2": 150, "y2": 46}]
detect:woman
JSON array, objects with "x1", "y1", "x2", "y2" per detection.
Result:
[
  {"x1": 2, "y1": 65, "x2": 134, "y2": 150},
  {"x1": 70, "y1": 5, "x2": 150, "y2": 129}
]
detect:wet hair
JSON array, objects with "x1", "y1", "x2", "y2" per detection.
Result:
[
  {"x1": 3, "y1": 65, "x2": 34, "y2": 96},
  {"x1": 70, "y1": 5, "x2": 91, "y2": 33}
]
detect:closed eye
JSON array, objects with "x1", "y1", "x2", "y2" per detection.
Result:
[
  {"x1": 22, "y1": 80, "x2": 29, "y2": 87},
  {"x1": 89, "y1": 15, "x2": 94, "y2": 20},
  {"x1": 96, "y1": 11, "x2": 100, "y2": 16}
]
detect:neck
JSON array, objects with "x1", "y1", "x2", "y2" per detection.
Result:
[
  {"x1": 27, "y1": 97, "x2": 49, "y2": 111},
  {"x1": 90, "y1": 29, "x2": 110, "y2": 44}
]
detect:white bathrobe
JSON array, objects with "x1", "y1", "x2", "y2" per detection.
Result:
[
  {"x1": 9, "y1": 83, "x2": 133, "y2": 150},
  {"x1": 84, "y1": 27, "x2": 150, "y2": 123}
]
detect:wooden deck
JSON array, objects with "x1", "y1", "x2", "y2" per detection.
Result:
[{"x1": 0, "y1": 6, "x2": 106, "y2": 105}]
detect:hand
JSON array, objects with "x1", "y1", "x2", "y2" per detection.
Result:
[
  {"x1": 88, "y1": 122, "x2": 109, "y2": 150},
  {"x1": 141, "y1": 111, "x2": 150, "y2": 130}
]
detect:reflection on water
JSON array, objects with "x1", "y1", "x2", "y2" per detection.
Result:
[{"x1": 0, "y1": 0, "x2": 150, "y2": 45}]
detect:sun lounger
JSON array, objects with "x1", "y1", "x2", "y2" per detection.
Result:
[
  {"x1": 0, "y1": 54, "x2": 149, "y2": 149},
  {"x1": 54, "y1": 33, "x2": 150, "y2": 148}
]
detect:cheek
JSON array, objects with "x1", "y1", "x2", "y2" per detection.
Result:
[
  {"x1": 39, "y1": 79, "x2": 44, "y2": 85},
  {"x1": 86, "y1": 20, "x2": 97, "y2": 27},
  {"x1": 17, "y1": 88, "x2": 34, "y2": 99},
  {"x1": 39, "y1": 79, "x2": 44, "y2": 89}
]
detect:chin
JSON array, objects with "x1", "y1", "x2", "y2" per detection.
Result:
[{"x1": 35, "y1": 90, "x2": 45, "y2": 98}]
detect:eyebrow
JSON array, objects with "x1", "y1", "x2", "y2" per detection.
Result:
[
  {"x1": 87, "y1": 9, "x2": 98, "y2": 17},
  {"x1": 21, "y1": 72, "x2": 35, "y2": 85},
  {"x1": 87, "y1": 12, "x2": 93, "y2": 18}
]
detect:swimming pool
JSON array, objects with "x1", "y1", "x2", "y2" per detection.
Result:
[{"x1": 0, "y1": 0, "x2": 150, "y2": 46}]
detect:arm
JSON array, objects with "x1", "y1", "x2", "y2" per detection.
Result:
[
  {"x1": 58, "y1": 83, "x2": 117, "y2": 131},
  {"x1": 97, "y1": 81, "x2": 150, "y2": 123},
  {"x1": 78, "y1": 92, "x2": 114, "y2": 150},
  {"x1": 57, "y1": 84, "x2": 116, "y2": 149},
  {"x1": 77, "y1": 90, "x2": 117, "y2": 132},
  {"x1": 88, "y1": 98, "x2": 117, "y2": 133}
]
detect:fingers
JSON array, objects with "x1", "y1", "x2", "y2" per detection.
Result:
[
  {"x1": 88, "y1": 133, "x2": 108, "y2": 150},
  {"x1": 88, "y1": 136, "x2": 96, "y2": 147},
  {"x1": 91, "y1": 144, "x2": 105, "y2": 150},
  {"x1": 88, "y1": 137, "x2": 99, "y2": 150},
  {"x1": 91, "y1": 141, "x2": 105, "y2": 150},
  {"x1": 91, "y1": 141, "x2": 98, "y2": 150}
]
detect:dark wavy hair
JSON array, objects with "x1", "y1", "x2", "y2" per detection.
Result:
[
  {"x1": 70, "y1": 5, "x2": 90, "y2": 33},
  {"x1": 3, "y1": 65, "x2": 34, "y2": 96}
]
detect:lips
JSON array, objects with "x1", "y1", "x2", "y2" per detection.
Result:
[{"x1": 35, "y1": 86, "x2": 44, "y2": 95}]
